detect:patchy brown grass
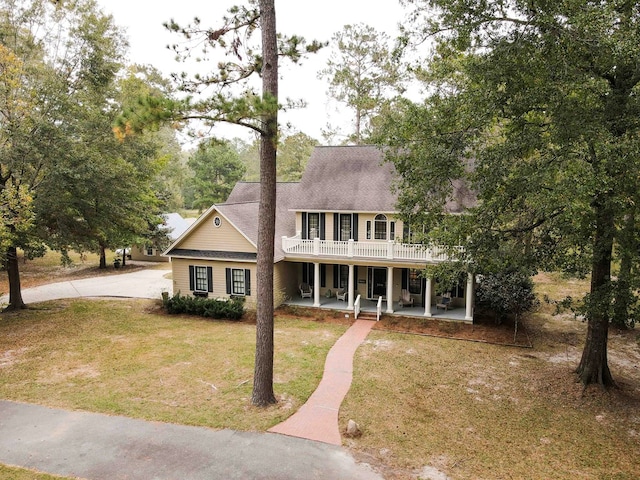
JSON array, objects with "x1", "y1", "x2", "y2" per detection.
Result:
[
  {"x1": 340, "y1": 274, "x2": 640, "y2": 480},
  {"x1": 0, "y1": 299, "x2": 347, "y2": 432},
  {"x1": 2, "y1": 270, "x2": 639, "y2": 479}
]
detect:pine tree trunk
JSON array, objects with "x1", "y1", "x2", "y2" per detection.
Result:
[
  {"x1": 576, "y1": 198, "x2": 615, "y2": 386},
  {"x1": 251, "y1": 0, "x2": 278, "y2": 407},
  {"x1": 4, "y1": 246, "x2": 25, "y2": 311}
]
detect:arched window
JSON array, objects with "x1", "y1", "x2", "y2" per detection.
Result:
[{"x1": 374, "y1": 214, "x2": 387, "y2": 240}]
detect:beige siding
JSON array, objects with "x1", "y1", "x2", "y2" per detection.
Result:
[
  {"x1": 171, "y1": 258, "x2": 257, "y2": 309},
  {"x1": 131, "y1": 246, "x2": 168, "y2": 262},
  {"x1": 274, "y1": 261, "x2": 298, "y2": 306},
  {"x1": 179, "y1": 210, "x2": 255, "y2": 253}
]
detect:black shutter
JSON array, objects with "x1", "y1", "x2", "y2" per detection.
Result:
[
  {"x1": 321, "y1": 264, "x2": 326, "y2": 288},
  {"x1": 402, "y1": 269, "x2": 408, "y2": 290},
  {"x1": 245, "y1": 269, "x2": 251, "y2": 296},
  {"x1": 333, "y1": 264, "x2": 339, "y2": 289},
  {"x1": 333, "y1": 213, "x2": 339, "y2": 240},
  {"x1": 226, "y1": 268, "x2": 232, "y2": 294},
  {"x1": 320, "y1": 213, "x2": 326, "y2": 240},
  {"x1": 302, "y1": 263, "x2": 308, "y2": 284},
  {"x1": 302, "y1": 212, "x2": 308, "y2": 240},
  {"x1": 308, "y1": 263, "x2": 314, "y2": 287},
  {"x1": 207, "y1": 266, "x2": 213, "y2": 292},
  {"x1": 353, "y1": 266, "x2": 358, "y2": 290},
  {"x1": 189, "y1": 266, "x2": 195, "y2": 291},
  {"x1": 352, "y1": 214, "x2": 358, "y2": 241}
]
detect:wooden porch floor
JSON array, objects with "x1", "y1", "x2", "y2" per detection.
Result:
[{"x1": 283, "y1": 296, "x2": 471, "y2": 322}]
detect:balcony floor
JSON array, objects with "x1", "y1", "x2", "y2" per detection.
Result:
[{"x1": 282, "y1": 296, "x2": 471, "y2": 322}]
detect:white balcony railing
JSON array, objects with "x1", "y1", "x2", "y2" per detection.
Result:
[{"x1": 281, "y1": 235, "x2": 463, "y2": 263}]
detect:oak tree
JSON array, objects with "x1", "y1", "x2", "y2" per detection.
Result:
[{"x1": 379, "y1": 0, "x2": 640, "y2": 386}]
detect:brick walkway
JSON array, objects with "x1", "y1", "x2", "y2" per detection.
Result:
[{"x1": 268, "y1": 319, "x2": 375, "y2": 445}]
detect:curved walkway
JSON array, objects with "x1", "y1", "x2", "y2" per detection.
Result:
[{"x1": 269, "y1": 319, "x2": 375, "y2": 445}]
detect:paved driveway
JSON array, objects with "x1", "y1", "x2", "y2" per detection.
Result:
[{"x1": 0, "y1": 268, "x2": 172, "y2": 305}]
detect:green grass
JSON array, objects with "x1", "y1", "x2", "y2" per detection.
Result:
[
  {"x1": 0, "y1": 299, "x2": 347, "y2": 431},
  {"x1": 0, "y1": 465, "x2": 72, "y2": 480}
]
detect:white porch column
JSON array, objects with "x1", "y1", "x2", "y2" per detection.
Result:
[
  {"x1": 465, "y1": 272, "x2": 474, "y2": 321},
  {"x1": 424, "y1": 276, "x2": 432, "y2": 317},
  {"x1": 386, "y1": 266, "x2": 394, "y2": 313},
  {"x1": 313, "y1": 262, "x2": 321, "y2": 307},
  {"x1": 347, "y1": 264, "x2": 354, "y2": 310}
]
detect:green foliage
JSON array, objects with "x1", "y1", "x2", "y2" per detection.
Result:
[
  {"x1": 276, "y1": 131, "x2": 318, "y2": 181},
  {"x1": 476, "y1": 270, "x2": 539, "y2": 323},
  {"x1": 319, "y1": 23, "x2": 406, "y2": 144},
  {"x1": 379, "y1": 0, "x2": 640, "y2": 382},
  {"x1": 165, "y1": 292, "x2": 245, "y2": 320},
  {"x1": 186, "y1": 139, "x2": 245, "y2": 210}
]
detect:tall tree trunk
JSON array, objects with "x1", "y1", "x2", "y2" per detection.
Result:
[
  {"x1": 612, "y1": 212, "x2": 635, "y2": 328},
  {"x1": 4, "y1": 246, "x2": 25, "y2": 311},
  {"x1": 576, "y1": 197, "x2": 615, "y2": 386},
  {"x1": 251, "y1": 0, "x2": 278, "y2": 407},
  {"x1": 99, "y1": 245, "x2": 107, "y2": 269}
]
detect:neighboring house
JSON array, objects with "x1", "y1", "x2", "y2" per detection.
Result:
[
  {"x1": 131, "y1": 213, "x2": 191, "y2": 262},
  {"x1": 164, "y1": 145, "x2": 477, "y2": 321}
]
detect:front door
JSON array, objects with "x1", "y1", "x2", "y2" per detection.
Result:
[{"x1": 368, "y1": 267, "x2": 387, "y2": 299}]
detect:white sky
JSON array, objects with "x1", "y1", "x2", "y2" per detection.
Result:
[{"x1": 97, "y1": 0, "x2": 408, "y2": 145}]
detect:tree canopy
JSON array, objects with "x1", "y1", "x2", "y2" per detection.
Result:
[
  {"x1": 319, "y1": 23, "x2": 406, "y2": 144},
  {"x1": 377, "y1": 0, "x2": 640, "y2": 386},
  {"x1": 0, "y1": 0, "x2": 182, "y2": 307}
]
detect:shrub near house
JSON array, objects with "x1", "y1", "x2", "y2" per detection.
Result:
[{"x1": 164, "y1": 293, "x2": 245, "y2": 320}]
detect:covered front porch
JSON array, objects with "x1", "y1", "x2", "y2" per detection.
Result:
[
  {"x1": 282, "y1": 296, "x2": 471, "y2": 322},
  {"x1": 289, "y1": 261, "x2": 475, "y2": 323}
]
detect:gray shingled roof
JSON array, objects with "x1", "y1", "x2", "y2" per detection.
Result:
[
  {"x1": 218, "y1": 182, "x2": 298, "y2": 262},
  {"x1": 291, "y1": 145, "x2": 398, "y2": 212}
]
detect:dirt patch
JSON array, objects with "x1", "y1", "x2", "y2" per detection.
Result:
[{"x1": 373, "y1": 314, "x2": 532, "y2": 347}]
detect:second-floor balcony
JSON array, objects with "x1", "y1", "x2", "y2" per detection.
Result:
[{"x1": 281, "y1": 234, "x2": 463, "y2": 263}]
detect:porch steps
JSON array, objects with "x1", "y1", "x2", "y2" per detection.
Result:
[{"x1": 356, "y1": 311, "x2": 378, "y2": 321}]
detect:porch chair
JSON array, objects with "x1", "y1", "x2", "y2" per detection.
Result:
[
  {"x1": 399, "y1": 289, "x2": 413, "y2": 308},
  {"x1": 336, "y1": 288, "x2": 347, "y2": 301},
  {"x1": 436, "y1": 293, "x2": 451, "y2": 311},
  {"x1": 299, "y1": 282, "x2": 313, "y2": 299}
]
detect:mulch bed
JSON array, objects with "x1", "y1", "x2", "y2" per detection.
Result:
[
  {"x1": 373, "y1": 314, "x2": 533, "y2": 347},
  {"x1": 276, "y1": 305, "x2": 532, "y2": 347}
]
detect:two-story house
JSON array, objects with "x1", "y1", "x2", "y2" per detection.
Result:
[{"x1": 164, "y1": 145, "x2": 476, "y2": 322}]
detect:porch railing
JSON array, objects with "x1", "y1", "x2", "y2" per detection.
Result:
[
  {"x1": 281, "y1": 235, "x2": 462, "y2": 263},
  {"x1": 354, "y1": 294, "x2": 361, "y2": 320},
  {"x1": 376, "y1": 295, "x2": 383, "y2": 321}
]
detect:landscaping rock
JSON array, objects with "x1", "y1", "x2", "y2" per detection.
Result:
[{"x1": 346, "y1": 419, "x2": 362, "y2": 437}]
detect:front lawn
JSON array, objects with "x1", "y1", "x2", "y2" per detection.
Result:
[
  {"x1": 341, "y1": 275, "x2": 640, "y2": 479},
  {"x1": 0, "y1": 299, "x2": 347, "y2": 431}
]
